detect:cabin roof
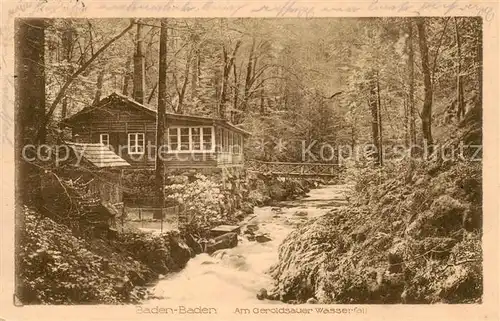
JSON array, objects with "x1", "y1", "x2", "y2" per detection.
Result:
[
  {"x1": 62, "y1": 92, "x2": 251, "y2": 137},
  {"x1": 66, "y1": 142, "x2": 131, "y2": 168}
]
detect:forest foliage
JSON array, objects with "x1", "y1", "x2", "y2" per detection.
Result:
[{"x1": 40, "y1": 17, "x2": 482, "y2": 163}]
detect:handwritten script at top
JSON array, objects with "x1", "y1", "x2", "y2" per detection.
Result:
[{"x1": 7, "y1": 0, "x2": 496, "y2": 21}]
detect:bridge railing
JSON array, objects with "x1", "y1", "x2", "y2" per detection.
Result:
[{"x1": 246, "y1": 160, "x2": 342, "y2": 177}]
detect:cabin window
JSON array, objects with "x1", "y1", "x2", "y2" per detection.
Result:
[
  {"x1": 167, "y1": 126, "x2": 214, "y2": 152},
  {"x1": 217, "y1": 128, "x2": 223, "y2": 152},
  {"x1": 168, "y1": 128, "x2": 179, "y2": 151},
  {"x1": 128, "y1": 133, "x2": 144, "y2": 154},
  {"x1": 191, "y1": 127, "x2": 201, "y2": 150},
  {"x1": 234, "y1": 134, "x2": 241, "y2": 154},
  {"x1": 202, "y1": 127, "x2": 212, "y2": 150},
  {"x1": 100, "y1": 133, "x2": 109, "y2": 146},
  {"x1": 223, "y1": 129, "x2": 229, "y2": 152},
  {"x1": 180, "y1": 128, "x2": 190, "y2": 151}
]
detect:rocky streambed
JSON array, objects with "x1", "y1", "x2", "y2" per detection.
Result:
[{"x1": 146, "y1": 184, "x2": 352, "y2": 304}]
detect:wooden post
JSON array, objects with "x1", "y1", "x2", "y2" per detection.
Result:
[
  {"x1": 120, "y1": 169, "x2": 124, "y2": 232},
  {"x1": 143, "y1": 122, "x2": 147, "y2": 165},
  {"x1": 160, "y1": 207, "x2": 163, "y2": 233}
]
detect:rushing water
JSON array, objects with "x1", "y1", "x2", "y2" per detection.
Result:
[{"x1": 147, "y1": 184, "x2": 352, "y2": 304}]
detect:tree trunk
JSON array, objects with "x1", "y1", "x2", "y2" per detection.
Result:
[
  {"x1": 403, "y1": 97, "x2": 409, "y2": 147},
  {"x1": 407, "y1": 19, "x2": 417, "y2": 155},
  {"x1": 243, "y1": 37, "x2": 256, "y2": 113},
  {"x1": 122, "y1": 56, "x2": 132, "y2": 96},
  {"x1": 147, "y1": 82, "x2": 158, "y2": 104},
  {"x1": 93, "y1": 70, "x2": 105, "y2": 105},
  {"x1": 376, "y1": 73, "x2": 383, "y2": 166},
  {"x1": 176, "y1": 53, "x2": 191, "y2": 114},
  {"x1": 218, "y1": 41, "x2": 242, "y2": 119},
  {"x1": 454, "y1": 17, "x2": 465, "y2": 121},
  {"x1": 259, "y1": 87, "x2": 265, "y2": 115},
  {"x1": 232, "y1": 63, "x2": 239, "y2": 123},
  {"x1": 190, "y1": 21, "x2": 200, "y2": 100},
  {"x1": 416, "y1": 18, "x2": 434, "y2": 156},
  {"x1": 60, "y1": 23, "x2": 74, "y2": 124},
  {"x1": 155, "y1": 19, "x2": 168, "y2": 218},
  {"x1": 133, "y1": 23, "x2": 146, "y2": 103},
  {"x1": 476, "y1": 18, "x2": 483, "y2": 107},
  {"x1": 218, "y1": 47, "x2": 229, "y2": 119},
  {"x1": 368, "y1": 73, "x2": 381, "y2": 165},
  {"x1": 15, "y1": 18, "x2": 46, "y2": 303},
  {"x1": 190, "y1": 50, "x2": 199, "y2": 99}
]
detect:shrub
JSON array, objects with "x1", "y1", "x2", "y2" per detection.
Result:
[
  {"x1": 165, "y1": 174, "x2": 226, "y2": 235},
  {"x1": 115, "y1": 231, "x2": 191, "y2": 274},
  {"x1": 19, "y1": 207, "x2": 131, "y2": 304}
]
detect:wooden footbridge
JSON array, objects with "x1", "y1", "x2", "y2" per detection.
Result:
[{"x1": 246, "y1": 160, "x2": 342, "y2": 178}]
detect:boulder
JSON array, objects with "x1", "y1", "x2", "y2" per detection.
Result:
[
  {"x1": 168, "y1": 237, "x2": 192, "y2": 270},
  {"x1": 248, "y1": 223, "x2": 259, "y2": 229},
  {"x1": 246, "y1": 234, "x2": 256, "y2": 241},
  {"x1": 245, "y1": 224, "x2": 259, "y2": 232},
  {"x1": 184, "y1": 233, "x2": 203, "y2": 255},
  {"x1": 256, "y1": 288, "x2": 268, "y2": 300},
  {"x1": 306, "y1": 297, "x2": 318, "y2": 304},
  {"x1": 387, "y1": 241, "x2": 406, "y2": 274},
  {"x1": 426, "y1": 195, "x2": 467, "y2": 235},
  {"x1": 255, "y1": 233, "x2": 272, "y2": 243},
  {"x1": 205, "y1": 232, "x2": 238, "y2": 254},
  {"x1": 294, "y1": 211, "x2": 308, "y2": 217}
]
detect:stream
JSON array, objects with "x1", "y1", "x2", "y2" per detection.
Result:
[{"x1": 147, "y1": 184, "x2": 352, "y2": 304}]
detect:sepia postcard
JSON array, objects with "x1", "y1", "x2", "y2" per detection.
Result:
[{"x1": 1, "y1": 0, "x2": 499, "y2": 320}]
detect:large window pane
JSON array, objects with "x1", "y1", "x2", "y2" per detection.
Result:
[
  {"x1": 191, "y1": 127, "x2": 201, "y2": 150},
  {"x1": 168, "y1": 128, "x2": 178, "y2": 151},
  {"x1": 229, "y1": 132, "x2": 233, "y2": 153},
  {"x1": 180, "y1": 128, "x2": 190, "y2": 151},
  {"x1": 217, "y1": 128, "x2": 222, "y2": 152},
  {"x1": 223, "y1": 129, "x2": 228, "y2": 152},
  {"x1": 234, "y1": 134, "x2": 240, "y2": 154},
  {"x1": 202, "y1": 127, "x2": 212, "y2": 150}
]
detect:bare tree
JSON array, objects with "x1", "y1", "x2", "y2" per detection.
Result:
[
  {"x1": 454, "y1": 17, "x2": 465, "y2": 121},
  {"x1": 416, "y1": 18, "x2": 434, "y2": 155},
  {"x1": 407, "y1": 19, "x2": 417, "y2": 155}
]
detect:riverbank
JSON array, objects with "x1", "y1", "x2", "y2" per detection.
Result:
[{"x1": 268, "y1": 160, "x2": 482, "y2": 304}]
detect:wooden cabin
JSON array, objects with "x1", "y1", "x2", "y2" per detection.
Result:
[{"x1": 61, "y1": 92, "x2": 251, "y2": 169}]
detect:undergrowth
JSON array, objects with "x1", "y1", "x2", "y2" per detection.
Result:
[{"x1": 269, "y1": 159, "x2": 482, "y2": 304}]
